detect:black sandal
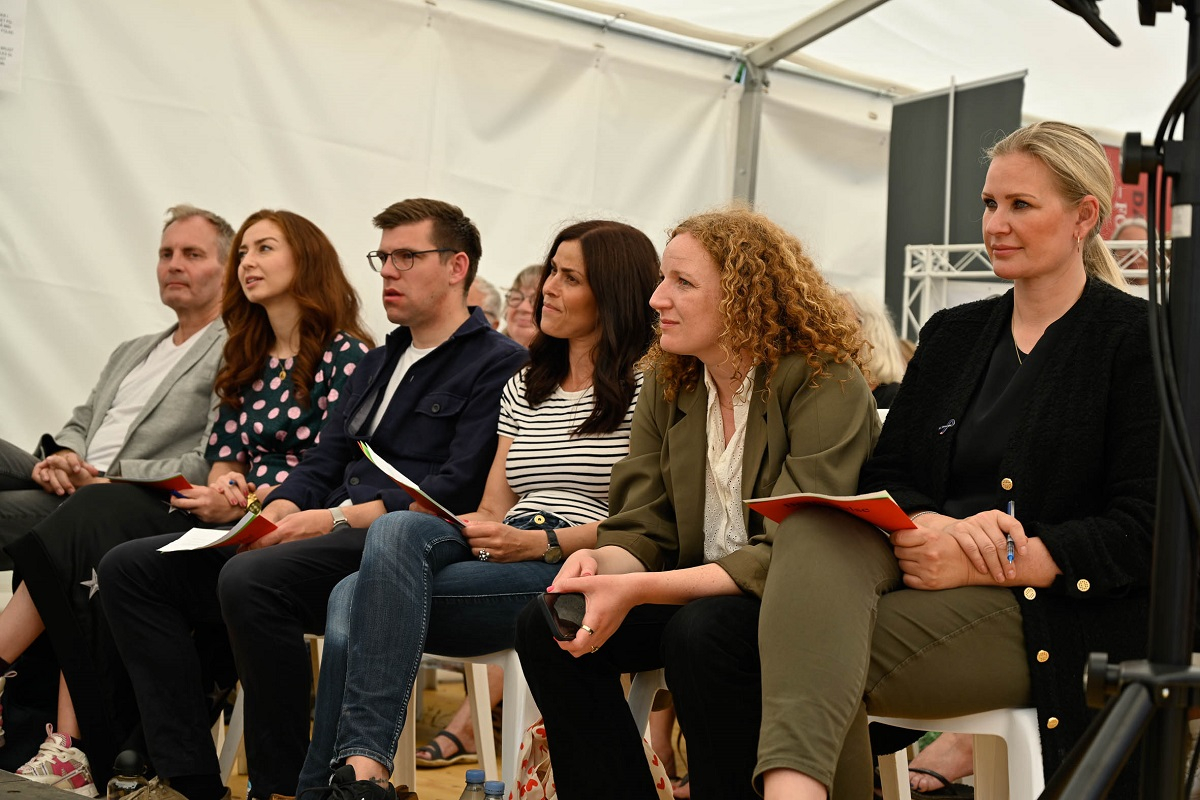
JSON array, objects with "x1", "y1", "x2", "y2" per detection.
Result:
[
  {"x1": 414, "y1": 729, "x2": 478, "y2": 768},
  {"x1": 910, "y1": 767, "x2": 974, "y2": 798}
]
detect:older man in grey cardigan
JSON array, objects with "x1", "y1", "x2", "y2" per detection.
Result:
[{"x1": 0, "y1": 205, "x2": 232, "y2": 565}]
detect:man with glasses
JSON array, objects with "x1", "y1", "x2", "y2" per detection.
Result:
[
  {"x1": 0, "y1": 205, "x2": 231, "y2": 564},
  {"x1": 100, "y1": 199, "x2": 528, "y2": 800}
]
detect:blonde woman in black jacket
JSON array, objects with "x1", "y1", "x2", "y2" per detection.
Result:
[{"x1": 747, "y1": 122, "x2": 1157, "y2": 800}]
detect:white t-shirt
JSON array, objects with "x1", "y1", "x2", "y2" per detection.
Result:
[
  {"x1": 86, "y1": 324, "x2": 211, "y2": 472},
  {"x1": 499, "y1": 369, "x2": 641, "y2": 526},
  {"x1": 366, "y1": 343, "x2": 435, "y2": 435}
]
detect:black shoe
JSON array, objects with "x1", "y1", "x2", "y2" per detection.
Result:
[{"x1": 302, "y1": 766, "x2": 408, "y2": 800}]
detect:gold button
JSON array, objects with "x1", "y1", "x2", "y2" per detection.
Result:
[
  {"x1": 1023, "y1": 587, "x2": 1037, "y2": 600},
  {"x1": 534, "y1": 514, "x2": 546, "y2": 525},
  {"x1": 1076, "y1": 579, "x2": 1091, "y2": 592},
  {"x1": 1046, "y1": 717, "x2": 1059, "y2": 729},
  {"x1": 1001, "y1": 478, "x2": 1013, "y2": 491},
  {"x1": 1037, "y1": 650, "x2": 1049, "y2": 663}
]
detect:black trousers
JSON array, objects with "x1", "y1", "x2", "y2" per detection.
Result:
[
  {"x1": 6, "y1": 484, "x2": 199, "y2": 783},
  {"x1": 514, "y1": 595, "x2": 763, "y2": 800},
  {"x1": 99, "y1": 527, "x2": 367, "y2": 797}
]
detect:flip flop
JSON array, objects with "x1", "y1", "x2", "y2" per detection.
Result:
[
  {"x1": 671, "y1": 772, "x2": 690, "y2": 800},
  {"x1": 909, "y1": 767, "x2": 974, "y2": 798},
  {"x1": 414, "y1": 729, "x2": 478, "y2": 768}
]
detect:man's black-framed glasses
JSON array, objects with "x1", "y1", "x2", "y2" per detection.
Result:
[{"x1": 366, "y1": 248, "x2": 454, "y2": 273}]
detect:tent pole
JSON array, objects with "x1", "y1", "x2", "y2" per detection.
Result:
[
  {"x1": 742, "y1": 0, "x2": 891, "y2": 70},
  {"x1": 733, "y1": 62, "x2": 766, "y2": 205},
  {"x1": 942, "y1": 76, "x2": 955, "y2": 245},
  {"x1": 731, "y1": 0, "x2": 894, "y2": 206}
]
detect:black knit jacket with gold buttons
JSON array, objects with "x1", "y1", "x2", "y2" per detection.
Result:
[{"x1": 860, "y1": 277, "x2": 1158, "y2": 794}]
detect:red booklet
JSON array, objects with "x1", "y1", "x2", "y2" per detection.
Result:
[
  {"x1": 109, "y1": 474, "x2": 193, "y2": 493},
  {"x1": 156, "y1": 510, "x2": 278, "y2": 552},
  {"x1": 745, "y1": 490, "x2": 916, "y2": 531}
]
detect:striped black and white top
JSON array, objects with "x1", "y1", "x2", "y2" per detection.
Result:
[{"x1": 498, "y1": 368, "x2": 642, "y2": 527}]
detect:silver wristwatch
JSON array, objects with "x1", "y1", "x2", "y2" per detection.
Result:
[{"x1": 329, "y1": 506, "x2": 351, "y2": 531}]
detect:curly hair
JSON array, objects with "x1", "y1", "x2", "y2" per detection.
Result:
[
  {"x1": 215, "y1": 210, "x2": 375, "y2": 410},
  {"x1": 644, "y1": 208, "x2": 865, "y2": 402}
]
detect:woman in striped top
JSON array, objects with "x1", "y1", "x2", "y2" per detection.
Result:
[{"x1": 297, "y1": 220, "x2": 660, "y2": 794}]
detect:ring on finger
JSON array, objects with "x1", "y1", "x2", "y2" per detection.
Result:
[
  {"x1": 478, "y1": 549, "x2": 490, "y2": 562},
  {"x1": 579, "y1": 624, "x2": 596, "y2": 636},
  {"x1": 589, "y1": 645, "x2": 599, "y2": 654}
]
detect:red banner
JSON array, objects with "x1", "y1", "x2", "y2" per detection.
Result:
[{"x1": 1103, "y1": 144, "x2": 1169, "y2": 237}]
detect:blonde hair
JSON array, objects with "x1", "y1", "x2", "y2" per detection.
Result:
[
  {"x1": 644, "y1": 208, "x2": 865, "y2": 401},
  {"x1": 838, "y1": 289, "x2": 906, "y2": 386},
  {"x1": 987, "y1": 121, "x2": 1125, "y2": 288}
]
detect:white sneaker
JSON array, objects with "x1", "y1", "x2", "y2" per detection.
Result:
[{"x1": 16, "y1": 724, "x2": 99, "y2": 797}]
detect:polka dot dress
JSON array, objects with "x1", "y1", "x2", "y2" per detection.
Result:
[{"x1": 205, "y1": 332, "x2": 369, "y2": 486}]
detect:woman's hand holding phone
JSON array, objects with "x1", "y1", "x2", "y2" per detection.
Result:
[{"x1": 549, "y1": 572, "x2": 640, "y2": 658}]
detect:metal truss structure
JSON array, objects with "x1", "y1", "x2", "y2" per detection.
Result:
[{"x1": 900, "y1": 240, "x2": 1171, "y2": 339}]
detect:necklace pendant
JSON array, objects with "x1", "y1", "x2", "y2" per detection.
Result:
[{"x1": 278, "y1": 367, "x2": 287, "y2": 380}]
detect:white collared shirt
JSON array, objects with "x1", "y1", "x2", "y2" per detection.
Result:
[{"x1": 702, "y1": 366, "x2": 756, "y2": 563}]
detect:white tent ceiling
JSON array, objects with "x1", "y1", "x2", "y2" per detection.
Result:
[{"x1": 540, "y1": 0, "x2": 1190, "y2": 140}]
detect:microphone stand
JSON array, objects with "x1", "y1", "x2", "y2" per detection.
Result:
[{"x1": 1040, "y1": 1, "x2": 1200, "y2": 796}]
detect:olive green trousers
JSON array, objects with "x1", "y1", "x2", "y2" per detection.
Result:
[{"x1": 756, "y1": 507, "x2": 1032, "y2": 798}]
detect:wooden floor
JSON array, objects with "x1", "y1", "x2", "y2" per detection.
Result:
[
  {"x1": 225, "y1": 671, "x2": 685, "y2": 800},
  {"x1": 228, "y1": 676, "x2": 480, "y2": 800}
]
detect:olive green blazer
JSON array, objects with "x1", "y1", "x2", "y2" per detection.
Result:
[{"x1": 596, "y1": 353, "x2": 880, "y2": 597}]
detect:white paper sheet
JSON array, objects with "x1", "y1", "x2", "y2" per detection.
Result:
[{"x1": 0, "y1": 0, "x2": 27, "y2": 93}]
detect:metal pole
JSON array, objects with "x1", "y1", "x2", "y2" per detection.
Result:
[
  {"x1": 1139, "y1": 1, "x2": 1200, "y2": 793},
  {"x1": 943, "y1": 76, "x2": 955, "y2": 245},
  {"x1": 732, "y1": 62, "x2": 766, "y2": 205}
]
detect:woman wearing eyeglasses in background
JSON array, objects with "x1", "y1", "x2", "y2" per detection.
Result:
[
  {"x1": 503, "y1": 264, "x2": 542, "y2": 347},
  {"x1": 1, "y1": 210, "x2": 372, "y2": 794}
]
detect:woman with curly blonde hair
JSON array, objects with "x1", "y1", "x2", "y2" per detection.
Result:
[{"x1": 515, "y1": 208, "x2": 880, "y2": 800}]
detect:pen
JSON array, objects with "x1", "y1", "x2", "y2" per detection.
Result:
[
  {"x1": 169, "y1": 490, "x2": 187, "y2": 499},
  {"x1": 1006, "y1": 500, "x2": 1016, "y2": 563}
]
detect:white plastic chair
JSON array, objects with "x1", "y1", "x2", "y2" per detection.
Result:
[
  {"x1": 627, "y1": 668, "x2": 667, "y2": 737},
  {"x1": 0, "y1": 571, "x2": 13, "y2": 610},
  {"x1": 216, "y1": 634, "x2": 322, "y2": 783},
  {"x1": 871, "y1": 708, "x2": 1044, "y2": 800},
  {"x1": 217, "y1": 688, "x2": 246, "y2": 783},
  {"x1": 392, "y1": 656, "x2": 668, "y2": 795},
  {"x1": 392, "y1": 649, "x2": 539, "y2": 795}
]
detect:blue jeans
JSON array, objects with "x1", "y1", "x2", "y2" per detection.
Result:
[{"x1": 298, "y1": 510, "x2": 565, "y2": 790}]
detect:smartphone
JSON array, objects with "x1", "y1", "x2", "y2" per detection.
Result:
[{"x1": 539, "y1": 592, "x2": 586, "y2": 641}]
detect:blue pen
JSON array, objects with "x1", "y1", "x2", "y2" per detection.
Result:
[
  {"x1": 169, "y1": 490, "x2": 187, "y2": 499},
  {"x1": 1005, "y1": 500, "x2": 1016, "y2": 563}
]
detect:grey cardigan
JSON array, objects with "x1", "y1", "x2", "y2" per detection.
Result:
[{"x1": 38, "y1": 323, "x2": 225, "y2": 484}]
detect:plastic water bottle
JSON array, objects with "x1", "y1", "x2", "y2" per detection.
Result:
[
  {"x1": 458, "y1": 769, "x2": 486, "y2": 799},
  {"x1": 482, "y1": 780, "x2": 505, "y2": 800},
  {"x1": 106, "y1": 750, "x2": 148, "y2": 800}
]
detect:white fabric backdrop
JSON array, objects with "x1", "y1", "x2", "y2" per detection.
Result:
[{"x1": 0, "y1": 0, "x2": 889, "y2": 452}]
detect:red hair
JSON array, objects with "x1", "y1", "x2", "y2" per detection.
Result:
[{"x1": 214, "y1": 210, "x2": 374, "y2": 408}]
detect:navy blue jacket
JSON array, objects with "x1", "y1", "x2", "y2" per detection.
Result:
[{"x1": 267, "y1": 308, "x2": 528, "y2": 515}]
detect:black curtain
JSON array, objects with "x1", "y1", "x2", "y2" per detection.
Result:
[{"x1": 883, "y1": 77, "x2": 1024, "y2": 336}]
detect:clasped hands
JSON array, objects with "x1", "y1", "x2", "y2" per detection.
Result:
[
  {"x1": 31, "y1": 450, "x2": 104, "y2": 496},
  {"x1": 892, "y1": 509, "x2": 1028, "y2": 590},
  {"x1": 169, "y1": 471, "x2": 274, "y2": 524}
]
